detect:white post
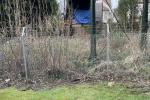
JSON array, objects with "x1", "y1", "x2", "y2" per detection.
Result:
[
  {"x1": 50, "y1": 42, "x2": 54, "y2": 66},
  {"x1": 0, "y1": 51, "x2": 2, "y2": 68},
  {"x1": 107, "y1": 23, "x2": 110, "y2": 75},
  {"x1": 22, "y1": 27, "x2": 28, "y2": 79},
  {"x1": 51, "y1": 42, "x2": 54, "y2": 57}
]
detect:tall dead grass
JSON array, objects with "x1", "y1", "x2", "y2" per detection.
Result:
[
  {"x1": 0, "y1": 0, "x2": 61, "y2": 37},
  {"x1": 1, "y1": 0, "x2": 150, "y2": 81},
  {"x1": 1, "y1": 30, "x2": 150, "y2": 81}
]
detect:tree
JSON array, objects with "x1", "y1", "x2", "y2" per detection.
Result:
[
  {"x1": 118, "y1": 0, "x2": 139, "y2": 31},
  {"x1": 0, "y1": 0, "x2": 59, "y2": 28}
]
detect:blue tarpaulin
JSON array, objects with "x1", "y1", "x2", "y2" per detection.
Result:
[{"x1": 74, "y1": 9, "x2": 90, "y2": 24}]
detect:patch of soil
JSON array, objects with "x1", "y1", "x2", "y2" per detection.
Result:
[{"x1": 0, "y1": 67, "x2": 150, "y2": 93}]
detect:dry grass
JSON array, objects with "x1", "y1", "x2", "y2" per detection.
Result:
[
  {"x1": 0, "y1": 26, "x2": 150, "y2": 85},
  {"x1": 88, "y1": 32, "x2": 150, "y2": 79},
  {"x1": 1, "y1": 0, "x2": 150, "y2": 91}
]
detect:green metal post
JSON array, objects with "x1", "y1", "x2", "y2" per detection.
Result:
[
  {"x1": 141, "y1": 0, "x2": 148, "y2": 50},
  {"x1": 89, "y1": 0, "x2": 96, "y2": 61}
]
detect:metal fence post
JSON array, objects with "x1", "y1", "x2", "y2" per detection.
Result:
[
  {"x1": 107, "y1": 23, "x2": 110, "y2": 75},
  {"x1": 141, "y1": 0, "x2": 148, "y2": 50},
  {"x1": 26, "y1": 44, "x2": 30, "y2": 69},
  {"x1": 50, "y1": 42, "x2": 55, "y2": 66},
  {"x1": 89, "y1": 0, "x2": 96, "y2": 61},
  {"x1": 0, "y1": 51, "x2": 2, "y2": 68},
  {"x1": 51, "y1": 42, "x2": 54, "y2": 58},
  {"x1": 22, "y1": 27, "x2": 28, "y2": 79}
]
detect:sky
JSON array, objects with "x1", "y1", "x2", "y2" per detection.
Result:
[
  {"x1": 112, "y1": 0, "x2": 119, "y2": 9},
  {"x1": 56, "y1": 0, "x2": 119, "y2": 12}
]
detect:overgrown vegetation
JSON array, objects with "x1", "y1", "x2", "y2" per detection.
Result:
[
  {"x1": 0, "y1": 0, "x2": 59, "y2": 37},
  {"x1": 118, "y1": 0, "x2": 141, "y2": 31},
  {"x1": 0, "y1": 0, "x2": 150, "y2": 98},
  {"x1": 0, "y1": 31, "x2": 150, "y2": 85}
]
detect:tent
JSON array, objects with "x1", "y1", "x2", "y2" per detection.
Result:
[{"x1": 73, "y1": 9, "x2": 90, "y2": 24}]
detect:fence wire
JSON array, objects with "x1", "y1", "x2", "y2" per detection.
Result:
[
  {"x1": 0, "y1": 0, "x2": 150, "y2": 86},
  {"x1": 0, "y1": 25, "x2": 149, "y2": 85}
]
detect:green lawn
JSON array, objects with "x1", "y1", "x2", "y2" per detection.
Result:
[{"x1": 0, "y1": 82, "x2": 149, "y2": 100}]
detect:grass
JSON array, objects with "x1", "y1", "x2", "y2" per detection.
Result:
[
  {"x1": 1, "y1": 32, "x2": 150, "y2": 83},
  {"x1": 0, "y1": 82, "x2": 150, "y2": 100}
]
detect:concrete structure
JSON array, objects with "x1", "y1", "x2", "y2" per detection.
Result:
[
  {"x1": 95, "y1": 3, "x2": 103, "y2": 22},
  {"x1": 96, "y1": 0, "x2": 116, "y2": 23},
  {"x1": 137, "y1": 0, "x2": 150, "y2": 21},
  {"x1": 65, "y1": 0, "x2": 103, "y2": 27},
  {"x1": 64, "y1": 0, "x2": 118, "y2": 27}
]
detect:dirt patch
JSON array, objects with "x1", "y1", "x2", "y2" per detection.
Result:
[
  {"x1": 0, "y1": 66, "x2": 150, "y2": 93},
  {"x1": 0, "y1": 72, "x2": 150, "y2": 92}
]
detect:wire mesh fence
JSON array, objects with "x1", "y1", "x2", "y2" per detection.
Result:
[
  {"x1": 0, "y1": 24, "x2": 149, "y2": 86},
  {"x1": 0, "y1": 0, "x2": 150, "y2": 93},
  {"x1": 0, "y1": 0, "x2": 150, "y2": 85}
]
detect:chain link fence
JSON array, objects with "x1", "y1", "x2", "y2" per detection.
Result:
[
  {"x1": 0, "y1": 25, "x2": 149, "y2": 84},
  {"x1": 0, "y1": 1, "x2": 150, "y2": 89}
]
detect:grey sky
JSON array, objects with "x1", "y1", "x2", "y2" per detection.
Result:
[{"x1": 112, "y1": 0, "x2": 118, "y2": 9}]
